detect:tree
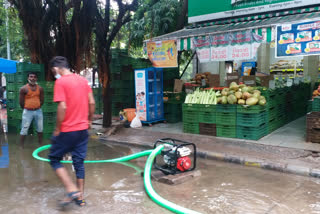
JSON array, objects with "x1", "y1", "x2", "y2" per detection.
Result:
[
  {"x1": 8, "y1": 0, "x2": 96, "y2": 78},
  {"x1": 94, "y1": 0, "x2": 139, "y2": 127}
]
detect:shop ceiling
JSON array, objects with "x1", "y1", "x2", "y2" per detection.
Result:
[{"x1": 147, "y1": 10, "x2": 320, "y2": 51}]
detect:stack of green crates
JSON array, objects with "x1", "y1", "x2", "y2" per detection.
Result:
[
  {"x1": 182, "y1": 103, "x2": 217, "y2": 135},
  {"x1": 93, "y1": 87, "x2": 103, "y2": 114},
  {"x1": 110, "y1": 49, "x2": 151, "y2": 116},
  {"x1": 163, "y1": 68, "x2": 179, "y2": 91},
  {"x1": 237, "y1": 105, "x2": 267, "y2": 140},
  {"x1": 6, "y1": 63, "x2": 46, "y2": 135},
  {"x1": 37, "y1": 81, "x2": 57, "y2": 139},
  {"x1": 163, "y1": 92, "x2": 186, "y2": 123},
  {"x1": 216, "y1": 105, "x2": 237, "y2": 138}
]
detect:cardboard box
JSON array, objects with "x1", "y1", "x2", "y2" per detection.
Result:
[
  {"x1": 174, "y1": 79, "x2": 184, "y2": 92},
  {"x1": 227, "y1": 73, "x2": 240, "y2": 80},
  {"x1": 259, "y1": 76, "x2": 270, "y2": 87},
  {"x1": 208, "y1": 74, "x2": 220, "y2": 87},
  {"x1": 242, "y1": 76, "x2": 256, "y2": 86}
]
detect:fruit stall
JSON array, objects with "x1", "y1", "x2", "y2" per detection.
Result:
[{"x1": 182, "y1": 81, "x2": 311, "y2": 141}]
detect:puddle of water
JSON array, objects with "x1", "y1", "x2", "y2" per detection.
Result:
[{"x1": 0, "y1": 134, "x2": 320, "y2": 214}]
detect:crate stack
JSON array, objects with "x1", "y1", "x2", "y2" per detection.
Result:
[
  {"x1": 163, "y1": 92, "x2": 185, "y2": 123},
  {"x1": 93, "y1": 87, "x2": 103, "y2": 114},
  {"x1": 37, "y1": 81, "x2": 57, "y2": 139},
  {"x1": 199, "y1": 105, "x2": 217, "y2": 136},
  {"x1": 110, "y1": 49, "x2": 151, "y2": 116},
  {"x1": 163, "y1": 68, "x2": 179, "y2": 91},
  {"x1": 182, "y1": 104, "x2": 200, "y2": 134},
  {"x1": 237, "y1": 105, "x2": 268, "y2": 140},
  {"x1": 6, "y1": 63, "x2": 46, "y2": 134},
  {"x1": 216, "y1": 105, "x2": 237, "y2": 138}
]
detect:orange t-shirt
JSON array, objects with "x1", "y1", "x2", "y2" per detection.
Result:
[
  {"x1": 24, "y1": 85, "x2": 41, "y2": 109},
  {"x1": 54, "y1": 74, "x2": 92, "y2": 132}
]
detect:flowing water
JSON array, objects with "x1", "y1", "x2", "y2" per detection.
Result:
[{"x1": 0, "y1": 133, "x2": 320, "y2": 214}]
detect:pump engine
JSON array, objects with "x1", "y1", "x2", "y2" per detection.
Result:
[{"x1": 154, "y1": 138, "x2": 196, "y2": 175}]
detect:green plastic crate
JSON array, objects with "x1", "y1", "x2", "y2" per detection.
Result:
[
  {"x1": 237, "y1": 105, "x2": 266, "y2": 114},
  {"x1": 164, "y1": 103, "x2": 182, "y2": 114},
  {"x1": 201, "y1": 104, "x2": 216, "y2": 113},
  {"x1": 110, "y1": 80, "x2": 134, "y2": 89},
  {"x1": 237, "y1": 124, "x2": 268, "y2": 140},
  {"x1": 7, "y1": 92, "x2": 18, "y2": 100},
  {"x1": 42, "y1": 102, "x2": 57, "y2": 113},
  {"x1": 199, "y1": 111, "x2": 216, "y2": 124},
  {"x1": 5, "y1": 74, "x2": 15, "y2": 83},
  {"x1": 43, "y1": 112, "x2": 56, "y2": 121},
  {"x1": 183, "y1": 110, "x2": 199, "y2": 123},
  {"x1": 237, "y1": 112, "x2": 267, "y2": 127},
  {"x1": 7, "y1": 109, "x2": 23, "y2": 119},
  {"x1": 216, "y1": 104, "x2": 237, "y2": 113},
  {"x1": 120, "y1": 72, "x2": 134, "y2": 81},
  {"x1": 312, "y1": 98, "x2": 320, "y2": 112},
  {"x1": 267, "y1": 108, "x2": 278, "y2": 121},
  {"x1": 6, "y1": 99, "x2": 19, "y2": 109},
  {"x1": 216, "y1": 112, "x2": 236, "y2": 125},
  {"x1": 216, "y1": 125, "x2": 236, "y2": 138},
  {"x1": 6, "y1": 84, "x2": 19, "y2": 92},
  {"x1": 183, "y1": 122, "x2": 199, "y2": 134},
  {"x1": 16, "y1": 63, "x2": 44, "y2": 72},
  {"x1": 182, "y1": 103, "x2": 203, "y2": 112},
  {"x1": 164, "y1": 113, "x2": 182, "y2": 123}
]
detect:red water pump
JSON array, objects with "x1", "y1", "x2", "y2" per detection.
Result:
[{"x1": 154, "y1": 138, "x2": 196, "y2": 175}]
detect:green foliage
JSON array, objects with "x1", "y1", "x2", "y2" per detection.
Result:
[
  {"x1": 0, "y1": 0, "x2": 29, "y2": 60},
  {"x1": 129, "y1": 0, "x2": 185, "y2": 48}
]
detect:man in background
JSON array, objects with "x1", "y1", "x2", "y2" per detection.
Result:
[
  {"x1": 19, "y1": 73, "x2": 44, "y2": 148},
  {"x1": 48, "y1": 56, "x2": 95, "y2": 208}
]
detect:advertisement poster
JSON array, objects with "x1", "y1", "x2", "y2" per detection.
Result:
[
  {"x1": 135, "y1": 70, "x2": 146, "y2": 121},
  {"x1": 276, "y1": 20, "x2": 320, "y2": 57},
  {"x1": 211, "y1": 46, "x2": 228, "y2": 61},
  {"x1": 147, "y1": 40, "x2": 178, "y2": 68},
  {"x1": 193, "y1": 36, "x2": 211, "y2": 62},
  {"x1": 230, "y1": 44, "x2": 252, "y2": 61}
]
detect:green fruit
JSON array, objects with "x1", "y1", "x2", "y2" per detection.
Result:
[
  {"x1": 222, "y1": 96, "x2": 228, "y2": 104},
  {"x1": 235, "y1": 91, "x2": 242, "y2": 99},
  {"x1": 246, "y1": 97, "x2": 259, "y2": 106},
  {"x1": 241, "y1": 87, "x2": 249, "y2": 93},
  {"x1": 259, "y1": 99, "x2": 266, "y2": 106},
  {"x1": 227, "y1": 94, "x2": 237, "y2": 104},
  {"x1": 238, "y1": 99, "x2": 246, "y2": 105},
  {"x1": 259, "y1": 96, "x2": 266, "y2": 100}
]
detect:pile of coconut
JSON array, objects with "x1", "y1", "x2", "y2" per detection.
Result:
[{"x1": 217, "y1": 82, "x2": 267, "y2": 106}]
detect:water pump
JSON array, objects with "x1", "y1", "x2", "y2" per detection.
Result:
[{"x1": 154, "y1": 138, "x2": 196, "y2": 175}]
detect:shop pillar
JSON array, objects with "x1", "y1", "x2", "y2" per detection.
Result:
[
  {"x1": 257, "y1": 43, "x2": 270, "y2": 74},
  {"x1": 219, "y1": 62, "x2": 226, "y2": 86},
  {"x1": 303, "y1": 55, "x2": 319, "y2": 90}
]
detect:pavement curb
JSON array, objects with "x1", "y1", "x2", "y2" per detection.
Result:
[{"x1": 98, "y1": 136, "x2": 320, "y2": 179}]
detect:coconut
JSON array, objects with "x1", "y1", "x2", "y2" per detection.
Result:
[
  {"x1": 239, "y1": 84, "x2": 247, "y2": 88},
  {"x1": 221, "y1": 88, "x2": 229, "y2": 96},
  {"x1": 258, "y1": 99, "x2": 266, "y2": 106},
  {"x1": 241, "y1": 87, "x2": 249, "y2": 93},
  {"x1": 246, "y1": 97, "x2": 259, "y2": 106},
  {"x1": 259, "y1": 96, "x2": 266, "y2": 101},
  {"x1": 238, "y1": 99, "x2": 246, "y2": 105},
  {"x1": 252, "y1": 92, "x2": 260, "y2": 99},
  {"x1": 253, "y1": 90, "x2": 261, "y2": 95},
  {"x1": 221, "y1": 96, "x2": 228, "y2": 104},
  {"x1": 248, "y1": 86, "x2": 254, "y2": 93},
  {"x1": 235, "y1": 91, "x2": 242, "y2": 99},
  {"x1": 242, "y1": 92, "x2": 252, "y2": 100},
  {"x1": 217, "y1": 97, "x2": 222, "y2": 104},
  {"x1": 229, "y1": 82, "x2": 239, "y2": 91},
  {"x1": 227, "y1": 94, "x2": 237, "y2": 104}
]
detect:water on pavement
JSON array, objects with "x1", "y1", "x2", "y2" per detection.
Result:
[{"x1": 0, "y1": 134, "x2": 320, "y2": 214}]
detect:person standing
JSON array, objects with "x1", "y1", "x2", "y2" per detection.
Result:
[
  {"x1": 48, "y1": 56, "x2": 95, "y2": 208},
  {"x1": 19, "y1": 73, "x2": 44, "y2": 148}
]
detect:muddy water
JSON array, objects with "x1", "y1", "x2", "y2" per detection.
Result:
[{"x1": 0, "y1": 134, "x2": 320, "y2": 214}]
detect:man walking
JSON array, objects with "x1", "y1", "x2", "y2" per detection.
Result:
[
  {"x1": 48, "y1": 56, "x2": 95, "y2": 208},
  {"x1": 19, "y1": 73, "x2": 44, "y2": 148}
]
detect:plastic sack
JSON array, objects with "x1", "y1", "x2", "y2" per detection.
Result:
[{"x1": 130, "y1": 113, "x2": 142, "y2": 128}]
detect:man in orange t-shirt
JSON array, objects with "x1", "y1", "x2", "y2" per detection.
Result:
[
  {"x1": 48, "y1": 56, "x2": 95, "y2": 209},
  {"x1": 19, "y1": 72, "x2": 44, "y2": 148}
]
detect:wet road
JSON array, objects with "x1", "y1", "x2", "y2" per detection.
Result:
[{"x1": 1, "y1": 134, "x2": 320, "y2": 214}]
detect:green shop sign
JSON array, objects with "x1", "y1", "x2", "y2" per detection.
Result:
[{"x1": 189, "y1": 0, "x2": 320, "y2": 23}]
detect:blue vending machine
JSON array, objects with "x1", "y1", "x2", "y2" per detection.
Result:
[{"x1": 134, "y1": 67, "x2": 165, "y2": 125}]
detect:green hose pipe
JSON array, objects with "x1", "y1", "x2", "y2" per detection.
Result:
[
  {"x1": 143, "y1": 145, "x2": 202, "y2": 214},
  {"x1": 32, "y1": 144, "x2": 153, "y2": 164}
]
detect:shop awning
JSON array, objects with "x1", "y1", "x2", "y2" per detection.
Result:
[
  {"x1": 148, "y1": 11, "x2": 320, "y2": 51},
  {"x1": 0, "y1": 58, "x2": 17, "y2": 74}
]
